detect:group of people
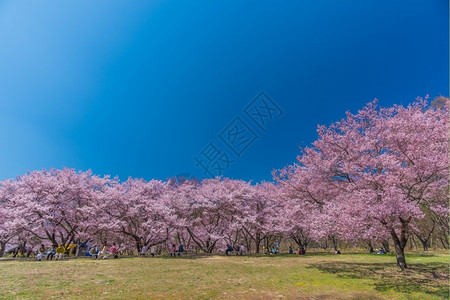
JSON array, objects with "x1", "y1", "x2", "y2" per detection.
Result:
[
  {"x1": 269, "y1": 241, "x2": 280, "y2": 254},
  {"x1": 265, "y1": 241, "x2": 305, "y2": 255},
  {"x1": 169, "y1": 243, "x2": 184, "y2": 256},
  {"x1": 11, "y1": 246, "x2": 34, "y2": 258},
  {"x1": 225, "y1": 243, "x2": 246, "y2": 255},
  {"x1": 10, "y1": 244, "x2": 73, "y2": 260},
  {"x1": 225, "y1": 243, "x2": 307, "y2": 256},
  {"x1": 88, "y1": 243, "x2": 118, "y2": 259},
  {"x1": 37, "y1": 242, "x2": 186, "y2": 259},
  {"x1": 140, "y1": 243, "x2": 185, "y2": 257},
  {"x1": 23, "y1": 241, "x2": 322, "y2": 260},
  {"x1": 139, "y1": 245, "x2": 157, "y2": 257},
  {"x1": 35, "y1": 244, "x2": 69, "y2": 261},
  {"x1": 369, "y1": 247, "x2": 386, "y2": 255},
  {"x1": 288, "y1": 246, "x2": 306, "y2": 255}
]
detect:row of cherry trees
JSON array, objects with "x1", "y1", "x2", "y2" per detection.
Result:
[
  {"x1": 0, "y1": 172, "x2": 289, "y2": 256},
  {"x1": 0, "y1": 97, "x2": 448, "y2": 269}
]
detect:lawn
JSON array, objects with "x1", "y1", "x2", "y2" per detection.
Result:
[{"x1": 0, "y1": 252, "x2": 448, "y2": 299}]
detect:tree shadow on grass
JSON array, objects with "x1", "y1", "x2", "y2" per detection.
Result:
[
  {"x1": 406, "y1": 252, "x2": 444, "y2": 258},
  {"x1": 308, "y1": 261, "x2": 449, "y2": 298}
]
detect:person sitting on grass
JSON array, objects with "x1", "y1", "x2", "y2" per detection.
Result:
[
  {"x1": 225, "y1": 244, "x2": 233, "y2": 255},
  {"x1": 55, "y1": 244, "x2": 65, "y2": 260},
  {"x1": 272, "y1": 246, "x2": 277, "y2": 254},
  {"x1": 110, "y1": 243, "x2": 118, "y2": 258},
  {"x1": 239, "y1": 244, "x2": 245, "y2": 255},
  {"x1": 98, "y1": 243, "x2": 107, "y2": 259},
  {"x1": 377, "y1": 248, "x2": 386, "y2": 254},
  {"x1": 37, "y1": 244, "x2": 46, "y2": 261},
  {"x1": 89, "y1": 245, "x2": 99, "y2": 259},
  {"x1": 289, "y1": 246, "x2": 294, "y2": 254},
  {"x1": 299, "y1": 246, "x2": 306, "y2": 255},
  {"x1": 334, "y1": 250, "x2": 341, "y2": 254},
  {"x1": 47, "y1": 245, "x2": 56, "y2": 260},
  {"x1": 140, "y1": 245, "x2": 148, "y2": 256}
]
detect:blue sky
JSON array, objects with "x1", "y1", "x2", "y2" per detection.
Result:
[{"x1": 0, "y1": 0, "x2": 448, "y2": 182}]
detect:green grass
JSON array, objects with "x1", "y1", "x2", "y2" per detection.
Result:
[{"x1": 0, "y1": 252, "x2": 448, "y2": 299}]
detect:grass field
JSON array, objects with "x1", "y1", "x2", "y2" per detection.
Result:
[{"x1": 0, "y1": 252, "x2": 448, "y2": 299}]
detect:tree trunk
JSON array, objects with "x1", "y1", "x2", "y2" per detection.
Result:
[
  {"x1": 304, "y1": 241, "x2": 310, "y2": 250},
  {"x1": 20, "y1": 241, "x2": 27, "y2": 257},
  {"x1": 255, "y1": 232, "x2": 261, "y2": 254},
  {"x1": 409, "y1": 237, "x2": 414, "y2": 250},
  {"x1": 391, "y1": 228, "x2": 408, "y2": 269},
  {"x1": 206, "y1": 239, "x2": 217, "y2": 253},
  {"x1": 245, "y1": 239, "x2": 252, "y2": 253},
  {"x1": 266, "y1": 236, "x2": 274, "y2": 251},
  {"x1": 393, "y1": 240, "x2": 407, "y2": 269},
  {"x1": 330, "y1": 236, "x2": 338, "y2": 252},
  {"x1": 290, "y1": 231, "x2": 310, "y2": 252},
  {"x1": 367, "y1": 241, "x2": 373, "y2": 252},
  {"x1": 413, "y1": 233, "x2": 430, "y2": 251},
  {"x1": 439, "y1": 236, "x2": 449, "y2": 249},
  {"x1": 186, "y1": 228, "x2": 209, "y2": 253},
  {"x1": 381, "y1": 240, "x2": 390, "y2": 253},
  {"x1": 0, "y1": 242, "x2": 5, "y2": 257},
  {"x1": 420, "y1": 239, "x2": 428, "y2": 251},
  {"x1": 134, "y1": 236, "x2": 142, "y2": 253}
]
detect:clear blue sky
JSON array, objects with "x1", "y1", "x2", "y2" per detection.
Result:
[{"x1": 0, "y1": 0, "x2": 448, "y2": 182}]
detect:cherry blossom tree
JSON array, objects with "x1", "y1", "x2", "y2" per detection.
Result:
[
  {"x1": 0, "y1": 180, "x2": 21, "y2": 256},
  {"x1": 236, "y1": 182, "x2": 282, "y2": 253},
  {"x1": 171, "y1": 178, "x2": 251, "y2": 253},
  {"x1": 275, "y1": 164, "x2": 347, "y2": 252},
  {"x1": 6, "y1": 168, "x2": 108, "y2": 248},
  {"x1": 277, "y1": 98, "x2": 448, "y2": 268},
  {"x1": 0, "y1": 179, "x2": 17, "y2": 256},
  {"x1": 98, "y1": 178, "x2": 174, "y2": 252}
]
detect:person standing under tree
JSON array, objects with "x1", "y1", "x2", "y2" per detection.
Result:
[
  {"x1": 170, "y1": 244, "x2": 176, "y2": 257},
  {"x1": 177, "y1": 243, "x2": 184, "y2": 256},
  {"x1": 225, "y1": 244, "x2": 233, "y2": 255}
]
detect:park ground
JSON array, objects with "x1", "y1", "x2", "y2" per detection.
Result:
[{"x1": 0, "y1": 252, "x2": 448, "y2": 299}]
